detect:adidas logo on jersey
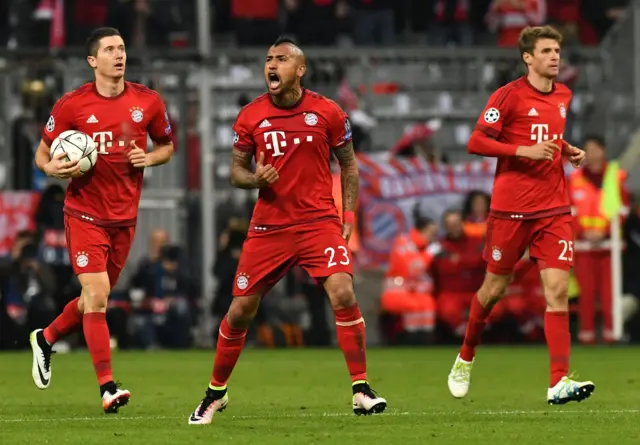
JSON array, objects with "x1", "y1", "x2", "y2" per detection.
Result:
[
  {"x1": 86, "y1": 115, "x2": 99, "y2": 123},
  {"x1": 528, "y1": 108, "x2": 538, "y2": 117},
  {"x1": 259, "y1": 119, "x2": 271, "y2": 128}
]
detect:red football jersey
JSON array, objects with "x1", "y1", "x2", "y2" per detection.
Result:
[
  {"x1": 233, "y1": 89, "x2": 352, "y2": 228},
  {"x1": 42, "y1": 82, "x2": 172, "y2": 226},
  {"x1": 474, "y1": 76, "x2": 572, "y2": 219}
]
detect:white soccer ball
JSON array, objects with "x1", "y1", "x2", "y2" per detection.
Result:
[{"x1": 50, "y1": 130, "x2": 98, "y2": 175}]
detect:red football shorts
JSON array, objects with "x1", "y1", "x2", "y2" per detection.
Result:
[
  {"x1": 64, "y1": 214, "x2": 136, "y2": 287},
  {"x1": 233, "y1": 219, "x2": 353, "y2": 296},
  {"x1": 484, "y1": 213, "x2": 574, "y2": 275}
]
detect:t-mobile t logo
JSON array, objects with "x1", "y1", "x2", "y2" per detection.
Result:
[
  {"x1": 264, "y1": 131, "x2": 287, "y2": 157},
  {"x1": 530, "y1": 124, "x2": 563, "y2": 144}
]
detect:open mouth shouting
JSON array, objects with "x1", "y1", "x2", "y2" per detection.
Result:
[{"x1": 268, "y1": 72, "x2": 281, "y2": 90}]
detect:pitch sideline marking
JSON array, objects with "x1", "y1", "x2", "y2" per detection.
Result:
[{"x1": 0, "y1": 409, "x2": 638, "y2": 423}]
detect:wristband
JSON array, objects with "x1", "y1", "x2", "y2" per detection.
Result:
[{"x1": 344, "y1": 211, "x2": 355, "y2": 225}]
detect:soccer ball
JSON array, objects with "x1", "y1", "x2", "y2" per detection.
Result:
[{"x1": 50, "y1": 130, "x2": 98, "y2": 175}]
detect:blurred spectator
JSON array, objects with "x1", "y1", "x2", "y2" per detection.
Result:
[
  {"x1": 430, "y1": 0, "x2": 474, "y2": 46},
  {"x1": 461, "y1": 190, "x2": 490, "y2": 238},
  {"x1": 285, "y1": 267, "x2": 331, "y2": 346},
  {"x1": 0, "y1": 240, "x2": 57, "y2": 348},
  {"x1": 380, "y1": 208, "x2": 438, "y2": 344},
  {"x1": 129, "y1": 245, "x2": 195, "y2": 349},
  {"x1": 391, "y1": 123, "x2": 447, "y2": 163},
  {"x1": 570, "y1": 135, "x2": 629, "y2": 344},
  {"x1": 349, "y1": 0, "x2": 395, "y2": 45},
  {"x1": 486, "y1": 0, "x2": 546, "y2": 47},
  {"x1": 35, "y1": 183, "x2": 79, "y2": 313},
  {"x1": 582, "y1": 0, "x2": 630, "y2": 42},
  {"x1": 231, "y1": 0, "x2": 280, "y2": 46},
  {"x1": 285, "y1": 0, "x2": 346, "y2": 46},
  {"x1": 432, "y1": 209, "x2": 485, "y2": 338}
]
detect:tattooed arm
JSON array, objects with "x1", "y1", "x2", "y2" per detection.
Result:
[
  {"x1": 230, "y1": 149, "x2": 259, "y2": 189},
  {"x1": 230, "y1": 149, "x2": 279, "y2": 189},
  {"x1": 333, "y1": 141, "x2": 359, "y2": 215}
]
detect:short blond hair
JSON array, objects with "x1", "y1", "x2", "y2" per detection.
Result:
[{"x1": 518, "y1": 26, "x2": 563, "y2": 58}]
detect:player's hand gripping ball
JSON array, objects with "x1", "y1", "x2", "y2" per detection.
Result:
[
  {"x1": 127, "y1": 140, "x2": 148, "y2": 168},
  {"x1": 254, "y1": 152, "x2": 279, "y2": 186},
  {"x1": 48, "y1": 130, "x2": 98, "y2": 179}
]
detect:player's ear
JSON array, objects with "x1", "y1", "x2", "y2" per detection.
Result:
[
  {"x1": 87, "y1": 56, "x2": 97, "y2": 69},
  {"x1": 297, "y1": 64, "x2": 306, "y2": 79}
]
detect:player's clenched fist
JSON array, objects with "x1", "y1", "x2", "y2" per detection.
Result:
[
  {"x1": 254, "y1": 152, "x2": 279, "y2": 186},
  {"x1": 563, "y1": 144, "x2": 585, "y2": 168},
  {"x1": 516, "y1": 141, "x2": 560, "y2": 161},
  {"x1": 44, "y1": 152, "x2": 82, "y2": 179},
  {"x1": 127, "y1": 140, "x2": 148, "y2": 168}
]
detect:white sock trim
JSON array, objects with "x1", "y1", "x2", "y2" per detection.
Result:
[{"x1": 336, "y1": 317, "x2": 365, "y2": 327}]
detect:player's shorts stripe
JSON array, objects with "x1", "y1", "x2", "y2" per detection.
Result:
[{"x1": 474, "y1": 124, "x2": 500, "y2": 139}]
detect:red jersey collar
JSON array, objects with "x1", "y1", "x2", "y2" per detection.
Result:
[{"x1": 523, "y1": 75, "x2": 556, "y2": 96}]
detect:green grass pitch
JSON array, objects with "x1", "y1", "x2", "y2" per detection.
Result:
[{"x1": 0, "y1": 347, "x2": 639, "y2": 444}]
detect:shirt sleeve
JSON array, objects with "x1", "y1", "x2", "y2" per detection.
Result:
[
  {"x1": 147, "y1": 94, "x2": 173, "y2": 145},
  {"x1": 232, "y1": 110, "x2": 255, "y2": 154},
  {"x1": 42, "y1": 95, "x2": 75, "y2": 146},
  {"x1": 326, "y1": 101, "x2": 353, "y2": 148},
  {"x1": 474, "y1": 87, "x2": 514, "y2": 139}
]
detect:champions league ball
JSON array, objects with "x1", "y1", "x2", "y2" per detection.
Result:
[{"x1": 50, "y1": 130, "x2": 98, "y2": 175}]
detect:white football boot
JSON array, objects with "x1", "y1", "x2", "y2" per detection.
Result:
[
  {"x1": 102, "y1": 387, "x2": 131, "y2": 414},
  {"x1": 547, "y1": 376, "x2": 595, "y2": 405},
  {"x1": 30, "y1": 329, "x2": 54, "y2": 390},
  {"x1": 448, "y1": 354, "x2": 474, "y2": 398},
  {"x1": 188, "y1": 388, "x2": 229, "y2": 425},
  {"x1": 352, "y1": 382, "x2": 387, "y2": 415}
]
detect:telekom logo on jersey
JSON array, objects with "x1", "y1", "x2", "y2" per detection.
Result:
[
  {"x1": 530, "y1": 124, "x2": 563, "y2": 144},
  {"x1": 92, "y1": 131, "x2": 127, "y2": 154},
  {"x1": 263, "y1": 131, "x2": 313, "y2": 157}
]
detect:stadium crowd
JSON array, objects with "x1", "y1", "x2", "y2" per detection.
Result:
[{"x1": 0, "y1": 0, "x2": 631, "y2": 49}]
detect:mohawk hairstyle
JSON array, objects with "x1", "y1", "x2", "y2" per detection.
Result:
[{"x1": 272, "y1": 36, "x2": 299, "y2": 47}]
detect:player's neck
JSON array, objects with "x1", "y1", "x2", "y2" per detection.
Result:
[
  {"x1": 94, "y1": 76, "x2": 125, "y2": 98},
  {"x1": 270, "y1": 87, "x2": 303, "y2": 109},
  {"x1": 526, "y1": 73, "x2": 554, "y2": 93}
]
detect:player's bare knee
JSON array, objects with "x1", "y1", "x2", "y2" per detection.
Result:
[
  {"x1": 478, "y1": 273, "x2": 509, "y2": 306},
  {"x1": 543, "y1": 281, "x2": 569, "y2": 310},
  {"x1": 227, "y1": 296, "x2": 260, "y2": 328},
  {"x1": 81, "y1": 285, "x2": 109, "y2": 313},
  {"x1": 327, "y1": 285, "x2": 356, "y2": 310}
]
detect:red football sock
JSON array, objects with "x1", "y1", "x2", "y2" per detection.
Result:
[
  {"x1": 459, "y1": 294, "x2": 493, "y2": 362},
  {"x1": 210, "y1": 316, "x2": 247, "y2": 388},
  {"x1": 44, "y1": 297, "x2": 83, "y2": 344},
  {"x1": 334, "y1": 304, "x2": 367, "y2": 383},
  {"x1": 544, "y1": 311, "x2": 570, "y2": 387},
  {"x1": 83, "y1": 312, "x2": 113, "y2": 386}
]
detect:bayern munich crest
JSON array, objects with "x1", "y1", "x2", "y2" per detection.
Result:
[
  {"x1": 75, "y1": 251, "x2": 89, "y2": 268},
  {"x1": 130, "y1": 106, "x2": 144, "y2": 123},
  {"x1": 491, "y1": 247, "x2": 502, "y2": 262},
  {"x1": 304, "y1": 113, "x2": 318, "y2": 126},
  {"x1": 236, "y1": 273, "x2": 249, "y2": 290},
  {"x1": 559, "y1": 103, "x2": 567, "y2": 119}
]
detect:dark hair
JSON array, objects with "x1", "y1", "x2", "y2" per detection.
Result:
[
  {"x1": 86, "y1": 27, "x2": 122, "y2": 57},
  {"x1": 462, "y1": 190, "x2": 491, "y2": 220},
  {"x1": 583, "y1": 135, "x2": 606, "y2": 149},
  {"x1": 518, "y1": 26, "x2": 563, "y2": 59},
  {"x1": 272, "y1": 36, "x2": 299, "y2": 47},
  {"x1": 441, "y1": 208, "x2": 462, "y2": 223}
]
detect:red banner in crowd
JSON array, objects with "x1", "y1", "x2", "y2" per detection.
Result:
[
  {"x1": 0, "y1": 192, "x2": 40, "y2": 256},
  {"x1": 356, "y1": 153, "x2": 495, "y2": 269}
]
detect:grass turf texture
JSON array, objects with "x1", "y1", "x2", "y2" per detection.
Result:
[{"x1": 0, "y1": 347, "x2": 639, "y2": 444}]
